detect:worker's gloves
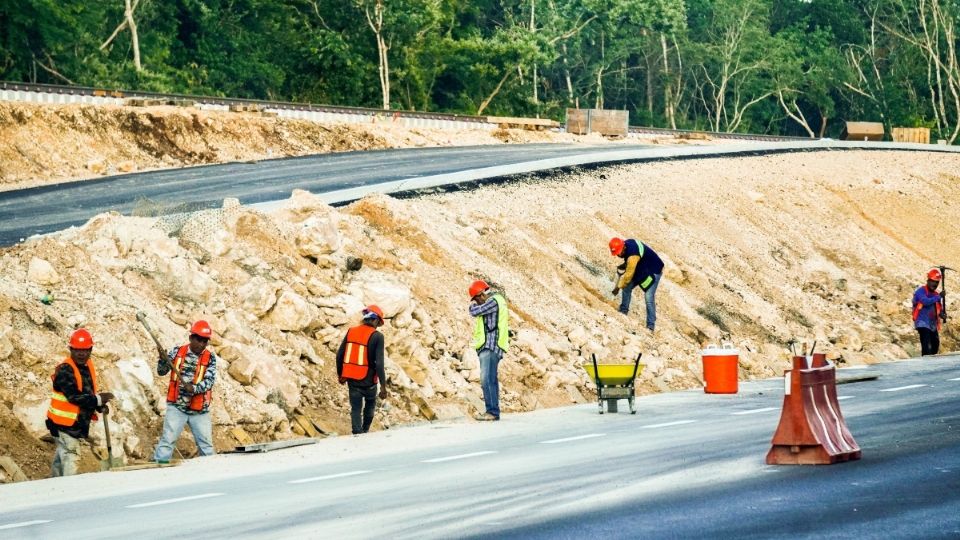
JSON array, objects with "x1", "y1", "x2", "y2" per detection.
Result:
[
  {"x1": 941, "y1": 312, "x2": 948, "y2": 322},
  {"x1": 338, "y1": 376, "x2": 346, "y2": 384},
  {"x1": 98, "y1": 392, "x2": 115, "y2": 404},
  {"x1": 611, "y1": 286, "x2": 620, "y2": 296},
  {"x1": 378, "y1": 386, "x2": 388, "y2": 399},
  {"x1": 180, "y1": 383, "x2": 197, "y2": 395},
  {"x1": 98, "y1": 404, "x2": 110, "y2": 415}
]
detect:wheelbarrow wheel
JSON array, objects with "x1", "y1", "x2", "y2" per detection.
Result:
[{"x1": 629, "y1": 396, "x2": 636, "y2": 415}]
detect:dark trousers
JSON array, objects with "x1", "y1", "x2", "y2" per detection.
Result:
[
  {"x1": 918, "y1": 328, "x2": 940, "y2": 356},
  {"x1": 348, "y1": 384, "x2": 378, "y2": 434}
]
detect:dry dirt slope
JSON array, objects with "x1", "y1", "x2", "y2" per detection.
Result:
[
  {"x1": 0, "y1": 102, "x2": 646, "y2": 191},
  {"x1": 1, "y1": 147, "x2": 959, "y2": 482}
]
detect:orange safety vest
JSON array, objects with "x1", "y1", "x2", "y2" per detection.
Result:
[
  {"x1": 341, "y1": 325, "x2": 376, "y2": 381},
  {"x1": 912, "y1": 286, "x2": 943, "y2": 331},
  {"x1": 167, "y1": 345, "x2": 212, "y2": 412},
  {"x1": 47, "y1": 357, "x2": 99, "y2": 427}
]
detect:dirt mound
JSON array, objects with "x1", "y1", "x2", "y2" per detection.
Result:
[{"x1": 0, "y1": 102, "x2": 656, "y2": 191}]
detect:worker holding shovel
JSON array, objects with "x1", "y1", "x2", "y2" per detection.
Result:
[
  {"x1": 46, "y1": 329, "x2": 115, "y2": 476},
  {"x1": 151, "y1": 320, "x2": 219, "y2": 463},
  {"x1": 913, "y1": 268, "x2": 946, "y2": 356}
]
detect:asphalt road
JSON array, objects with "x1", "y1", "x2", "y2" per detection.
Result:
[
  {"x1": 1, "y1": 356, "x2": 958, "y2": 539},
  {"x1": 0, "y1": 143, "x2": 653, "y2": 246}
]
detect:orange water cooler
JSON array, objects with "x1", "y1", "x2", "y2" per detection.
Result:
[{"x1": 702, "y1": 343, "x2": 739, "y2": 394}]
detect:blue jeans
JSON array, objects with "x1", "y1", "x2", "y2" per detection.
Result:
[
  {"x1": 478, "y1": 348, "x2": 502, "y2": 418},
  {"x1": 51, "y1": 432, "x2": 81, "y2": 477},
  {"x1": 620, "y1": 273, "x2": 661, "y2": 330},
  {"x1": 153, "y1": 406, "x2": 215, "y2": 462}
]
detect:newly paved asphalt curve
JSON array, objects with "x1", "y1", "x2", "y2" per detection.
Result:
[
  {"x1": 0, "y1": 143, "x2": 651, "y2": 246},
  {"x1": 1, "y1": 356, "x2": 958, "y2": 538}
]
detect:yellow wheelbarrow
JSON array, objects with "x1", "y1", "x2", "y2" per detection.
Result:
[{"x1": 583, "y1": 353, "x2": 643, "y2": 414}]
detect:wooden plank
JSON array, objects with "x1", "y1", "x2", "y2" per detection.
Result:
[
  {"x1": 230, "y1": 427, "x2": 254, "y2": 446},
  {"x1": 486, "y1": 116, "x2": 559, "y2": 129},
  {"x1": 564, "y1": 109, "x2": 629, "y2": 137},
  {"x1": 565, "y1": 109, "x2": 589, "y2": 135},
  {"x1": 0, "y1": 456, "x2": 28, "y2": 482},
  {"x1": 843, "y1": 121, "x2": 884, "y2": 141},
  {"x1": 892, "y1": 127, "x2": 930, "y2": 144},
  {"x1": 294, "y1": 415, "x2": 320, "y2": 438}
]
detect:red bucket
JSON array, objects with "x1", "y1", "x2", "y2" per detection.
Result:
[{"x1": 702, "y1": 343, "x2": 739, "y2": 394}]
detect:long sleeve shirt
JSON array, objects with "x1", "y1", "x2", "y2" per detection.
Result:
[
  {"x1": 158, "y1": 346, "x2": 218, "y2": 414},
  {"x1": 336, "y1": 329, "x2": 386, "y2": 388},
  {"x1": 617, "y1": 239, "x2": 665, "y2": 289},
  {"x1": 912, "y1": 285, "x2": 943, "y2": 331},
  {"x1": 470, "y1": 296, "x2": 503, "y2": 354},
  {"x1": 46, "y1": 362, "x2": 100, "y2": 439}
]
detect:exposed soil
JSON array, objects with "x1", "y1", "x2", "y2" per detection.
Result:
[{"x1": 0, "y1": 102, "x2": 956, "y2": 484}]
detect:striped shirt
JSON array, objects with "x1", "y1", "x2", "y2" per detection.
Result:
[
  {"x1": 158, "y1": 346, "x2": 219, "y2": 414},
  {"x1": 469, "y1": 296, "x2": 504, "y2": 355}
]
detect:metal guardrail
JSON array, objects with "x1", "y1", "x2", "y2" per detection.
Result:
[
  {"x1": 0, "y1": 80, "x2": 816, "y2": 141},
  {"x1": 628, "y1": 125, "x2": 814, "y2": 143}
]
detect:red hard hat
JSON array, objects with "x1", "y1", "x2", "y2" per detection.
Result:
[
  {"x1": 69, "y1": 328, "x2": 94, "y2": 349},
  {"x1": 469, "y1": 280, "x2": 489, "y2": 298},
  {"x1": 609, "y1": 237, "x2": 625, "y2": 256},
  {"x1": 363, "y1": 305, "x2": 384, "y2": 320},
  {"x1": 190, "y1": 320, "x2": 213, "y2": 338},
  {"x1": 928, "y1": 268, "x2": 943, "y2": 281}
]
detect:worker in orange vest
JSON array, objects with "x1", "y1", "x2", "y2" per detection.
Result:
[
  {"x1": 46, "y1": 329, "x2": 115, "y2": 477},
  {"x1": 336, "y1": 305, "x2": 388, "y2": 434},
  {"x1": 152, "y1": 320, "x2": 219, "y2": 463}
]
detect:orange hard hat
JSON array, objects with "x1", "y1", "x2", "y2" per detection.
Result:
[
  {"x1": 363, "y1": 305, "x2": 384, "y2": 320},
  {"x1": 69, "y1": 328, "x2": 94, "y2": 349},
  {"x1": 469, "y1": 280, "x2": 489, "y2": 298},
  {"x1": 928, "y1": 268, "x2": 943, "y2": 281},
  {"x1": 609, "y1": 237, "x2": 625, "y2": 256},
  {"x1": 190, "y1": 320, "x2": 213, "y2": 338}
]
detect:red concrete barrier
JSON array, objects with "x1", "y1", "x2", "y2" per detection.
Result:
[{"x1": 766, "y1": 354, "x2": 861, "y2": 465}]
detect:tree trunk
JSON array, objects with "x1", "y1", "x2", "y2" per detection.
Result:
[
  {"x1": 477, "y1": 67, "x2": 514, "y2": 116},
  {"x1": 562, "y1": 41, "x2": 574, "y2": 103},
  {"x1": 363, "y1": 0, "x2": 390, "y2": 110},
  {"x1": 125, "y1": 0, "x2": 141, "y2": 71}
]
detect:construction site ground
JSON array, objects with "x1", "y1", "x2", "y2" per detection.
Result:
[{"x1": 0, "y1": 101, "x2": 958, "y2": 482}]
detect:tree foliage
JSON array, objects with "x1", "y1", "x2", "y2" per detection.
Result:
[{"x1": 1, "y1": 0, "x2": 958, "y2": 140}]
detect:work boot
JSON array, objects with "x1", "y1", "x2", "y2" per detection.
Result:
[{"x1": 475, "y1": 413, "x2": 499, "y2": 421}]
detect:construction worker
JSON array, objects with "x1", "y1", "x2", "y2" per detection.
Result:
[
  {"x1": 469, "y1": 280, "x2": 509, "y2": 421},
  {"x1": 609, "y1": 237, "x2": 664, "y2": 331},
  {"x1": 336, "y1": 305, "x2": 388, "y2": 434},
  {"x1": 46, "y1": 329, "x2": 115, "y2": 477},
  {"x1": 153, "y1": 320, "x2": 218, "y2": 463},
  {"x1": 913, "y1": 268, "x2": 945, "y2": 356}
]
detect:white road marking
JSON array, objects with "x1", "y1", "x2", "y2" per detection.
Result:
[
  {"x1": 540, "y1": 433, "x2": 605, "y2": 444},
  {"x1": 838, "y1": 365, "x2": 870, "y2": 370},
  {"x1": 731, "y1": 407, "x2": 777, "y2": 415},
  {"x1": 288, "y1": 470, "x2": 372, "y2": 484},
  {"x1": 837, "y1": 396, "x2": 854, "y2": 400},
  {"x1": 880, "y1": 384, "x2": 928, "y2": 392},
  {"x1": 949, "y1": 377, "x2": 960, "y2": 381},
  {"x1": 126, "y1": 493, "x2": 224, "y2": 509},
  {"x1": 421, "y1": 451, "x2": 496, "y2": 463},
  {"x1": 641, "y1": 420, "x2": 696, "y2": 429},
  {"x1": 0, "y1": 520, "x2": 52, "y2": 530}
]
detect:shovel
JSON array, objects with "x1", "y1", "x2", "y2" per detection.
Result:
[{"x1": 99, "y1": 410, "x2": 123, "y2": 471}]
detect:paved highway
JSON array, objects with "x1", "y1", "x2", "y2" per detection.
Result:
[
  {"x1": 0, "y1": 143, "x2": 656, "y2": 246},
  {"x1": 1, "y1": 356, "x2": 958, "y2": 539}
]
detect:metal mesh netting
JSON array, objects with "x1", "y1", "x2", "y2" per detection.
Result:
[{"x1": 131, "y1": 196, "x2": 295, "y2": 245}]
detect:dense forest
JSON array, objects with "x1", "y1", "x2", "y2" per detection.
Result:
[{"x1": 2, "y1": 0, "x2": 959, "y2": 140}]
